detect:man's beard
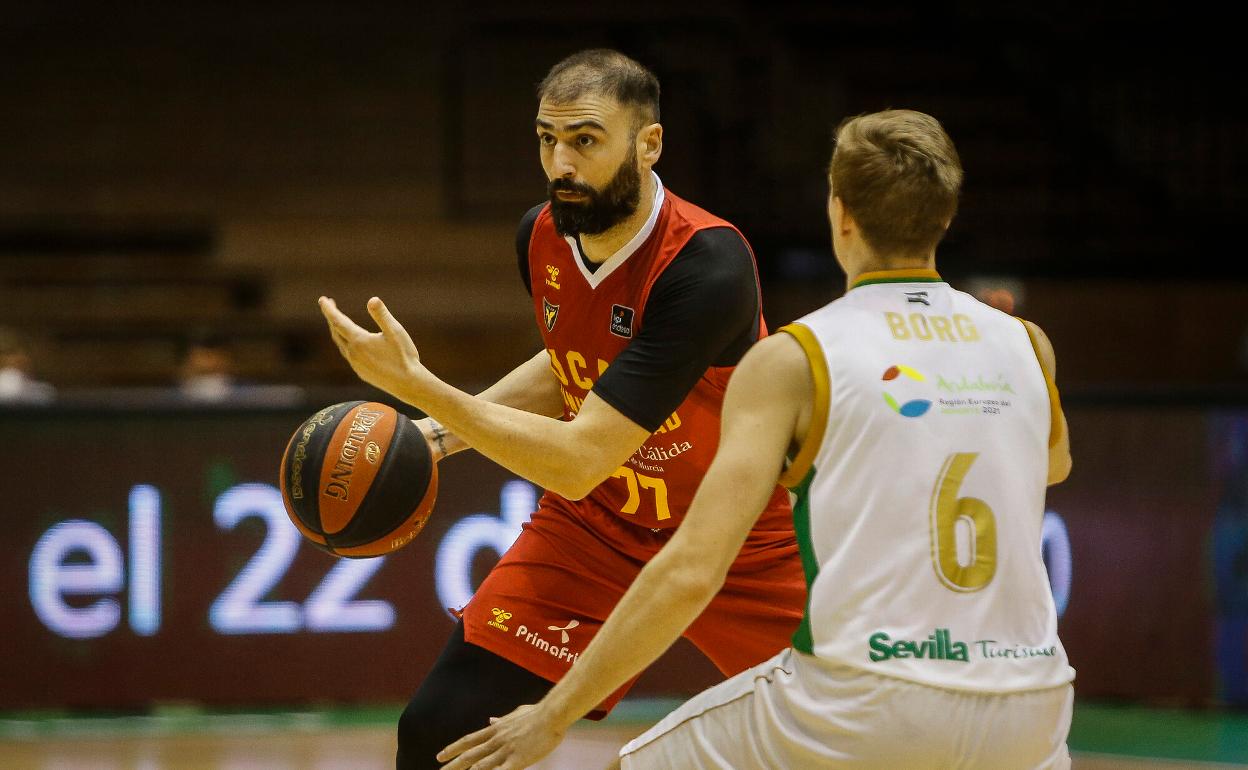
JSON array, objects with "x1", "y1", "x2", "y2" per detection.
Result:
[{"x1": 547, "y1": 148, "x2": 643, "y2": 237}]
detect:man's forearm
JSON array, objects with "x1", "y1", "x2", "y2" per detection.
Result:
[
  {"x1": 539, "y1": 543, "x2": 720, "y2": 728},
  {"x1": 405, "y1": 371, "x2": 628, "y2": 499},
  {"x1": 534, "y1": 456, "x2": 779, "y2": 726},
  {"x1": 524, "y1": 348, "x2": 804, "y2": 730},
  {"x1": 415, "y1": 349, "x2": 564, "y2": 461}
]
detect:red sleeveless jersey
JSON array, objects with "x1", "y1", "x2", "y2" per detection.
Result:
[{"x1": 526, "y1": 188, "x2": 793, "y2": 540}]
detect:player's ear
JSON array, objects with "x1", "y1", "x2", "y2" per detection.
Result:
[
  {"x1": 831, "y1": 196, "x2": 850, "y2": 234},
  {"x1": 638, "y1": 122, "x2": 662, "y2": 167}
]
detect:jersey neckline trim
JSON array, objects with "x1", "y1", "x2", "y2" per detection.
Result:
[
  {"x1": 566, "y1": 172, "x2": 666, "y2": 290},
  {"x1": 850, "y1": 268, "x2": 943, "y2": 289}
]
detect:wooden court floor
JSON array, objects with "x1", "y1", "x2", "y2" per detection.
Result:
[
  {"x1": 1, "y1": 725, "x2": 1240, "y2": 770},
  {"x1": 1, "y1": 724, "x2": 639, "y2": 769}
]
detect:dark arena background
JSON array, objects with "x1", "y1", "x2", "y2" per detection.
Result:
[{"x1": 2, "y1": 3, "x2": 1244, "y2": 767}]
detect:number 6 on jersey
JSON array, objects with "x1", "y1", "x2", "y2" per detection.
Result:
[{"x1": 929, "y1": 452, "x2": 997, "y2": 592}]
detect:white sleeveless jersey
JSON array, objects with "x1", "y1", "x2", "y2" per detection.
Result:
[{"x1": 777, "y1": 269, "x2": 1074, "y2": 693}]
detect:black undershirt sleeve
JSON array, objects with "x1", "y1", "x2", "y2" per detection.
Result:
[
  {"x1": 592, "y1": 227, "x2": 761, "y2": 433},
  {"x1": 515, "y1": 203, "x2": 545, "y2": 296}
]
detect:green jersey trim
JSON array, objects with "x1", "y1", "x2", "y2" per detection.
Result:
[{"x1": 789, "y1": 466, "x2": 819, "y2": 654}]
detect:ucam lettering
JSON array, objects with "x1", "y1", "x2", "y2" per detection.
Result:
[
  {"x1": 515, "y1": 624, "x2": 581, "y2": 665},
  {"x1": 547, "y1": 347, "x2": 681, "y2": 430},
  {"x1": 868, "y1": 629, "x2": 969, "y2": 662},
  {"x1": 547, "y1": 348, "x2": 609, "y2": 390}
]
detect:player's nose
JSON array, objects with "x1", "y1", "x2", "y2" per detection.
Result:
[{"x1": 551, "y1": 143, "x2": 578, "y2": 177}]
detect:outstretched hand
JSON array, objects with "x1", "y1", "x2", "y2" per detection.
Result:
[
  {"x1": 319, "y1": 296, "x2": 426, "y2": 400},
  {"x1": 436, "y1": 703, "x2": 568, "y2": 770}
]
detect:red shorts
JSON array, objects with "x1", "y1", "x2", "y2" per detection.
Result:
[{"x1": 461, "y1": 499, "x2": 806, "y2": 716}]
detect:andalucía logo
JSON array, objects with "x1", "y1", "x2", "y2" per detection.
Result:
[
  {"x1": 881, "y1": 364, "x2": 931, "y2": 418},
  {"x1": 869, "y1": 628, "x2": 969, "y2": 662}
]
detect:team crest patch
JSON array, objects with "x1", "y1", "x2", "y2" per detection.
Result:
[
  {"x1": 610, "y1": 304, "x2": 635, "y2": 338},
  {"x1": 543, "y1": 298, "x2": 559, "y2": 331}
]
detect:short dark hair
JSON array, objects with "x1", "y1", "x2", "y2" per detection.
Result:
[{"x1": 537, "y1": 49, "x2": 660, "y2": 126}]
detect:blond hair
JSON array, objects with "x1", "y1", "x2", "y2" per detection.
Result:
[{"x1": 830, "y1": 110, "x2": 962, "y2": 257}]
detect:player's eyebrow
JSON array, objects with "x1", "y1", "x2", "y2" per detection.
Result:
[{"x1": 535, "y1": 118, "x2": 607, "y2": 133}]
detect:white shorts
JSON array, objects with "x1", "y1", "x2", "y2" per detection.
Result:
[{"x1": 620, "y1": 648, "x2": 1073, "y2": 769}]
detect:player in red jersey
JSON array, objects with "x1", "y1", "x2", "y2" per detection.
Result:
[{"x1": 319, "y1": 49, "x2": 805, "y2": 769}]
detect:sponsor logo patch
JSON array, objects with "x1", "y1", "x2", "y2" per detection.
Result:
[
  {"x1": 868, "y1": 628, "x2": 969, "y2": 662},
  {"x1": 547, "y1": 619, "x2": 580, "y2": 644},
  {"x1": 516, "y1": 623, "x2": 582, "y2": 666},
  {"x1": 610, "y1": 304, "x2": 635, "y2": 338},
  {"x1": 868, "y1": 628, "x2": 1059, "y2": 663},
  {"x1": 881, "y1": 364, "x2": 932, "y2": 418}
]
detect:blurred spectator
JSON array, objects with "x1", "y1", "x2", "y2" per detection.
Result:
[
  {"x1": 0, "y1": 327, "x2": 56, "y2": 404},
  {"x1": 177, "y1": 333, "x2": 238, "y2": 402},
  {"x1": 976, "y1": 287, "x2": 1017, "y2": 315},
  {"x1": 968, "y1": 276, "x2": 1025, "y2": 316},
  {"x1": 174, "y1": 331, "x2": 305, "y2": 406}
]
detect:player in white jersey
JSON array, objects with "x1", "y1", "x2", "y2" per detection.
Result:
[{"x1": 438, "y1": 109, "x2": 1075, "y2": 769}]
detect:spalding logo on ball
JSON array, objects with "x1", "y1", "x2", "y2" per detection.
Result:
[{"x1": 279, "y1": 401, "x2": 437, "y2": 557}]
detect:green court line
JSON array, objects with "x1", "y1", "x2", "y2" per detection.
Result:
[{"x1": 1069, "y1": 702, "x2": 1248, "y2": 764}]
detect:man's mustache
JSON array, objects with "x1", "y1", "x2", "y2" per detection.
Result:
[{"x1": 549, "y1": 179, "x2": 597, "y2": 197}]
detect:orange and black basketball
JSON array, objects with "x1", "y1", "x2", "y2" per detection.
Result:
[{"x1": 279, "y1": 400, "x2": 437, "y2": 557}]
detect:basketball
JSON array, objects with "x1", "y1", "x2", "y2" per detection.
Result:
[{"x1": 279, "y1": 400, "x2": 438, "y2": 557}]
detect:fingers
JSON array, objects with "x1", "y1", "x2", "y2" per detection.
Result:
[
  {"x1": 319, "y1": 296, "x2": 356, "y2": 345},
  {"x1": 367, "y1": 296, "x2": 421, "y2": 359},
  {"x1": 366, "y1": 296, "x2": 395, "y2": 330},
  {"x1": 318, "y1": 296, "x2": 352, "y2": 330},
  {"x1": 441, "y1": 742, "x2": 501, "y2": 770},
  {"x1": 437, "y1": 725, "x2": 493, "y2": 765}
]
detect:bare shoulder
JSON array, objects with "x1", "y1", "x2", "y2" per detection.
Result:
[
  {"x1": 723, "y1": 331, "x2": 815, "y2": 446},
  {"x1": 1018, "y1": 318, "x2": 1058, "y2": 376},
  {"x1": 733, "y1": 332, "x2": 811, "y2": 394}
]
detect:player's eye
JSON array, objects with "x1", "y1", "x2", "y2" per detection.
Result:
[
  {"x1": 576, "y1": 134, "x2": 595, "y2": 148},
  {"x1": 539, "y1": 133, "x2": 556, "y2": 147}
]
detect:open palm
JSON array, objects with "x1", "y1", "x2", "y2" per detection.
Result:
[{"x1": 319, "y1": 295, "x2": 423, "y2": 398}]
